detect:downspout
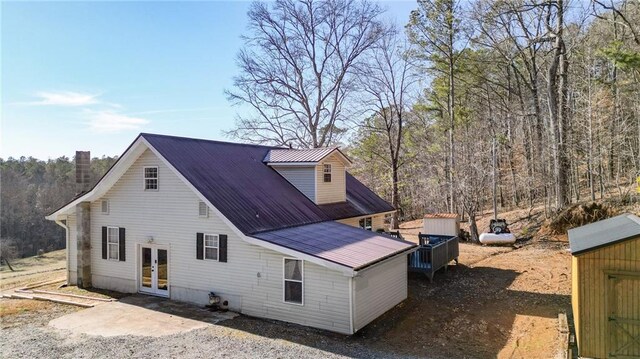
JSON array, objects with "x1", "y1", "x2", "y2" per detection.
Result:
[{"x1": 54, "y1": 216, "x2": 70, "y2": 285}]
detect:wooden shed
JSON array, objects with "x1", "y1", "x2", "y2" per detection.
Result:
[
  {"x1": 423, "y1": 213, "x2": 459, "y2": 236},
  {"x1": 568, "y1": 213, "x2": 640, "y2": 359}
]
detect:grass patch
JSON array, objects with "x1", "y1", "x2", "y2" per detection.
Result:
[{"x1": 0, "y1": 299, "x2": 53, "y2": 317}]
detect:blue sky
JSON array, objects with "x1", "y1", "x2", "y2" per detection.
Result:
[{"x1": 2, "y1": 1, "x2": 416, "y2": 159}]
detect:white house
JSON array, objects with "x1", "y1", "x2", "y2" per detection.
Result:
[{"x1": 46, "y1": 133, "x2": 416, "y2": 334}]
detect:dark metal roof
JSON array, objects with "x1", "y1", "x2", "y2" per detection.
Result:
[
  {"x1": 142, "y1": 133, "x2": 392, "y2": 235},
  {"x1": 318, "y1": 173, "x2": 395, "y2": 220},
  {"x1": 251, "y1": 221, "x2": 416, "y2": 270},
  {"x1": 568, "y1": 213, "x2": 640, "y2": 255},
  {"x1": 143, "y1": 134, "x2": 331, "y2": 234}
]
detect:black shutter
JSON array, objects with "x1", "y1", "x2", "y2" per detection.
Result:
[
  {"x1": 219, "y1": 234, "x2": 227, "y2": 263},
  {"x1": 196, "y1": 233, "x2": 204, "y2": 260},
  {"x1": 119, "y1": 228, "x2": 126, "y2": 262},
  {"x1": 102, "y1": 226, "x2": 107, "y2": 259}
]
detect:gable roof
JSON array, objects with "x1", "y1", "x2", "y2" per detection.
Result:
[
  {"x1": 568, "y1": 213, "x2": 640, "y2": 255},
  {"x1": 48, "y1": 133, "x2": 392, "y2": 234},
  {"x1": 143, "y1": 134, "x2": 331, "y2": 234},
  {"x1": 264, "y1": 147, "x2": 351, "y2": 165},
  {"x1": 251, "y1": 221, "x2": 415, "y2": 270}
]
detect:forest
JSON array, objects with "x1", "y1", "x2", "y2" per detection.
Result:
[
  {"x1": 228, "y1": 0, "x2": 640, "y2": 240},
  {"x1": 2, "y1": 0, "x2": 639, "y2": 257}
]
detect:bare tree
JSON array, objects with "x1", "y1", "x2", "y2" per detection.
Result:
[
  {"x1": 358, "y1": 32, "x2": 418, "y2": 229},
  {"x1": 226, "y1": 0, "x2": 388, "y2": 148}
]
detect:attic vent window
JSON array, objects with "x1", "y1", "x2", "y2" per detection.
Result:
[
  {"x1": 323, "y1": 164, "x2": 332, "y2": 183},
  {"x1": 101, "y1": 200, "x2": 109, "y2": 214},
  {"x1": 199, "y1": 201, "x2": 209, "y2": 217},
  {"x1": 144, "y1": 167, "x2": 158, "y2": 191}
]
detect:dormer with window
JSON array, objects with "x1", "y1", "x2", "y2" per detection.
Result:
[{"x1": 264, "y1": 147, "x2": 351, "y2": 205}]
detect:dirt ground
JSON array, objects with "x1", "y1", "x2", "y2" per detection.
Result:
[{"x1": 0, "y1": 208, "x2": 572, "y2": 358}]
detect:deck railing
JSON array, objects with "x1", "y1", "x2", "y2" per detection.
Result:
[{"x1": 408, "y1": 234, "x2": 459, "y2": 282}]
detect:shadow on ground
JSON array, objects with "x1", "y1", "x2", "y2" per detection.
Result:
[{"x1": 79, "y1": 261, "x2": 568, "y2": 358}]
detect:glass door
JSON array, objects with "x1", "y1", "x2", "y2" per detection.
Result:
[{"x1": 139, "y1": 245, "x2": 169, "y2": 297}]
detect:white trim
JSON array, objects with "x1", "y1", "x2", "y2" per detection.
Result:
[
  {"x1": 283, "y1": 258, "x2": 304, "y2": 306},
  {"x1": 203, "y1": 233, "x2": 219, "y2": 261},
  {"x1": 138, "y1": 243, "x2": 170, "y2": 298},
  {"x1": 106, "y1": 226, "x2": 120, "y2": 261},
  {"x1": 101, "y1": 199, "x2": 110, "y2": 214},
  {"x1": 198, "y1": 201, "x2": 209, "y2": 218},
  {"x1": 143, "y1": 166, "x2": 159, "y2": 191},
  {"x1": 323, "y1": 163, "x2": 332, "y2": 183}
]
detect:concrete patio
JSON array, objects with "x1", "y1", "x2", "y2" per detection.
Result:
[{"x1": 49, "y1": 294, "x2": 238, "y2": 337}]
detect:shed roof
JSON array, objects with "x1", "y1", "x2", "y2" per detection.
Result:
[
  {"x1": 424, "y1": 213, "x2": 459, "y2": 219},
  {"x1": 264, "y1": 147, "x2": 351, "y2": 164},
  {"x1": 568, "y1": 213, "x2": 640, "y2": 255},
  {"x1": 251, "y1": 221, "x2": 416, "y2": 270}
]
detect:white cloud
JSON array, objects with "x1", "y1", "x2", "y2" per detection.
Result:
[
  {"x1": 33, "y1": 91, "x2": 100, "y2": 106},
  {"x1": 86, "y1": 110, "x2": 150, "y2": 133}
]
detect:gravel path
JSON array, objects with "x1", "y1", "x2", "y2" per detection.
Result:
[{"x1": 0, "y1": 303, "x2": 427, "y2": 359}]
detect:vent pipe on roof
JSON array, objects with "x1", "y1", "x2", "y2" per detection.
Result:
[{"x1": 75, "y1": 151, "x2": 91, "y2": 195}]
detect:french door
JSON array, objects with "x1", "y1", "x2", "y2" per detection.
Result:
[{"x1": 139, "y1": 245, "x2": 169, "y2": 297}]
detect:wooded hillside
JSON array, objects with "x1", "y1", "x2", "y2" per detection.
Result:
[
  {"x1": 228, "y1": 0, "x2": 640, "y2": 240},
  {"x1": 1, "y1": 156, "x2": 116, "y2": 258}
]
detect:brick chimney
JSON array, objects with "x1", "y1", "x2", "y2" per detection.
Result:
[{"x1": 75, "y1": 151, "x2": 91, "y2": 194}]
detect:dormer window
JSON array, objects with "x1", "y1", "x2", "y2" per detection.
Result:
[
  {"x1": 144, "y1": 167, "x2": 158, "y2": 191},
  {"x1": 323, "y1": 164, "x2": 332, "y2": 183}
]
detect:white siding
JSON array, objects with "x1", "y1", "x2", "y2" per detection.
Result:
[
  {"x1": 70, "y1": 148, "x2": 351, "y2": 334},
  {"x1": 353, "y1": 254, "x2": 407, "y2": 331},
  {"x1": 272, "y1": 166, "x2": 316, "y2": 202},
  {"x1": 423, "y1": 218, "x2": 459, "y2": 236},
  {"x1": 316, "y1": 153, "x2": 346, "y2": 204}
]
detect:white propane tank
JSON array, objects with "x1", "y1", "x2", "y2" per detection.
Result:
[{"x1": 479, "y1": 232, "x2": 516, "y2": 245}]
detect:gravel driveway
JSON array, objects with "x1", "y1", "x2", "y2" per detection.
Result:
[{"x1": 0, "y1": 299, "x2": 425, "y2": 359}]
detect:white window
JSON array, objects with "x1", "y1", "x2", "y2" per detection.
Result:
[
  {"x1": 359, "y1": 217, "x2": 372, "y2": 231},
  {"x1": 198, "y1": 201, "x2": 209, "y2": 218},
  {"x1": 101, "y1": 199, "x2": 109, "y2": 214},
  {"x1": 144, "y1": 167, "x2": 158, "y2": 191},
  {"x1": 107, "y1": 226, "x2": 119, "y2": 261},
  {"x1": 204, "y1": 234, "x2": 219, "y2": 261},
  {"x1": 283, "y1": 258, "x2": 303, "y2": 305},
  {"x1": 323, "y1": 164, "x2": 332, "y2": 183}
]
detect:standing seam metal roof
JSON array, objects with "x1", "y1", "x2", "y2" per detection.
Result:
[
  {"x1": 252, "y1": 221, "x2": 416, "y2": 270},
  {"x1": 568, "y1": 213, "x2": 640, "y2": 255},
  {"x1": 263, "y1": 147, "x2": 351, "y2": 163}
]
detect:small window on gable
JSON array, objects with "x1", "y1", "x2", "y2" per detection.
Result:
[
  {"x1": 323, "y1": 164, "x2": 332, "y2": 183},
  {"x1": 144, "y1": 167, "x2": 158, "y2": 191},
  {"x1": 101, "y1": 200, "x2": 109, "y2": 214},
  {"x1": 204, "y1": 234, "x2": 219, "y2": 261},
  {"x1": 284, "y1": 258, "x2": 303, "y2": 305},
  {"x1": 199, "y1": 201, "x2": 209, "y2": 218},
  {"x1": 359, "y1": 217, "x2": 372, "y2": 231}
]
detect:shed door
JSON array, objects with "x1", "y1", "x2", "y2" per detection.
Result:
[{"x1": 608, "y1": 273, "x2": 640, "y2": 358}]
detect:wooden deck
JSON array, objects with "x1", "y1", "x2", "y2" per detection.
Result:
[{"x1": 408, "y1": 234, "x2": 459, "y2": 282}]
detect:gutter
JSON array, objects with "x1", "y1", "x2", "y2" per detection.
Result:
[{"x1": 54, "y1": 217, "x2": 70, "y2": 284}]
